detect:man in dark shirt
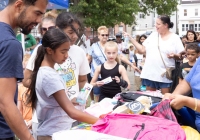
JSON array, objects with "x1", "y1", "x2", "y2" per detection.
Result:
[{"x1": 0, "y1": 0, "x2": 47, "y2": 140}]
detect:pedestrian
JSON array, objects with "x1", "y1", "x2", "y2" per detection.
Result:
[
  {"x1": 0, "y1": 0, "x2": 47, "y2": 140},
  {"x1": 26, "y1": 28, "x2": 98, "y2": 140},
  {"x1": 90, "y1": 41, "x2": 130, "y2": 101},
  {"x1": 179, "y1": 43, "x2": 199, "y2": 84},
  {"x1": 23, "y1": 11, "x2": 57, "y2": 140},
  {"x1": 124, "y1": 15, "x2": 184, "y2": 94},
  {"x1": 88, "y1": 26, "x2": 139, "y2": 102}
]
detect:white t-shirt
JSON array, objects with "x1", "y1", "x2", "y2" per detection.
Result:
[
  {"x1": 141, "y1": 32, "x2": 184, "y2": 83},
  {"x1": 36, "y1": 67, "x2": 72, "y2": 136}
]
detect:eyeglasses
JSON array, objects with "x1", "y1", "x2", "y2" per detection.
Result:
[
  {"x1": 101, "y1": 34, "x2": 109, "y2": 37},
  {"x1": 41, "y1": 26, "x2": 56, "y2": 32}
]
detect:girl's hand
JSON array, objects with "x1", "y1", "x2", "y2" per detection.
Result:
[
  {"x1": 113, "y1": 76, "x2": 120, "y2": 83},
  {"x1": 170, "y1": 95, "x2": 187, "y2": 110},
  {"x1": 96, "y1": 81, "x2": 104, "y2": 87},
  {"x1": 71, "y1": 97, "x2": 80, "y2": 106}
]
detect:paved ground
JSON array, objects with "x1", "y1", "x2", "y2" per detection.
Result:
[{"x1": 126, "y1": 69, "x2": 136, "y2": 91}]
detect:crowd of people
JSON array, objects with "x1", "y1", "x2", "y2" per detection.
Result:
[{"x1": 1, "y1": 0, "x2": 200, "y2": 140}]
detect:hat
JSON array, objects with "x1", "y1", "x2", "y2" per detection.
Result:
[{"x1": 116, "y1": 33, "x2": 122, "y2": 37}]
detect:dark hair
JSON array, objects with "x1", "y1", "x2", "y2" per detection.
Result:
[
  {"x1": 186, "y1": 30, "x2": 197, "y2": 41},
  {"x1": 56, "y1": 12, "x2": 86, "y2": 47},
  {"x1": 138, "y1": 34, "x2": 147, "y2": 44},
  {"x1": 158, "y1": 15, "x2": 174, "y2": 29},
  {"x1": 186, "y1": 43, "x2": 200, "y2": 53},
  {"x1": 8, "y1": 0, "x2": 45, "y2": 5},
  {"x1": 26, "y1": 28, "x2": 70, "y2": 109}
]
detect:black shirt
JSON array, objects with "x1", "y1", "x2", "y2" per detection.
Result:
[{"x1": 100, "y1": 63, "x2": 121, "y2": 98}]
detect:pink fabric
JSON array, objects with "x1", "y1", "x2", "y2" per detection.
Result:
[{"x1": 92, "y1": 114, "x2": 186, "y2": 140}]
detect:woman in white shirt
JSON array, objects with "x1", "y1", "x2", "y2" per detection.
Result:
[{"x1": 124, "y1": 15, "x2": 184, "y2": 94}]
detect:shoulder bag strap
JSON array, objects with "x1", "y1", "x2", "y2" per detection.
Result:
[
  {"x1": 157, "y1": 34, "x2": 167, "y2": 70},
  {"x1": 97, "y1": 42, "x2": 107, "y2": 61}
]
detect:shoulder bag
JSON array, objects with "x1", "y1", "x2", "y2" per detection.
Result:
[{"x1": 157, "y1": 34, "x2": 174, "y2": 80}]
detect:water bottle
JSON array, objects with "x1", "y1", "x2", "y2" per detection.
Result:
[
  {"x1": 182, "y1": 69, "x2": 188, "y2": 79},
  {"x1": 124, "y1": 36, "x2": 129, "y2": 49},
  {"x1": 76, "y1": 88, "x2": 86, "y2": 105}
]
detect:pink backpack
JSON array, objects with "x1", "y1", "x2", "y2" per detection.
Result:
[{"x1": 92, "y1": 113, "x2": 186, "y2": 140}]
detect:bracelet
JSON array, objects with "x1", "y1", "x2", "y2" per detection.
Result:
[{"x1": 194, "y1": 98, "x2": 198, "y2": 111}]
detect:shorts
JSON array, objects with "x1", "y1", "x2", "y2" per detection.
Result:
[
  {"x1": 93, "y1": 86, "x2": 101, "y2": 95},
  {"x1": 142, "y1": 79, "x2": 171, "y2": 89},
  {"x1": 93, "y1": 78, "x2": 102, "y2": 95}
]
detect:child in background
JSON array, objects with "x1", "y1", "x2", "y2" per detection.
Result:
[
  {"x1": 18, "y1": 54, "x2": 32, "y2": 131},
  {"x1": 26, "y1": 28, "x2": 98, "y2": 139},
  {"x1": 179, "y1": 43, "x2": 199, "y2": 84},
  {"x1": 90, "y1": 41, "x2": 130, "y2": 101},
  {"x1": 128, "y1": 45, "x2": 135, "y2": 71}
]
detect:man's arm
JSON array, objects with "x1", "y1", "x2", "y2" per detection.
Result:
[{"x1": 0, "y1": 78, "x2": 33, "y2": 140}]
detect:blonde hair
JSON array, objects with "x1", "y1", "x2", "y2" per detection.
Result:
[
  {"x1": 38, "y1": 10, "x2": 58, "y2": 34},
  {"x1": 104, "y1": 41, "x2": 119, "y2": 63},
  {"x1": 97, "y1": 26, "x2": 108, "y2": 35}
]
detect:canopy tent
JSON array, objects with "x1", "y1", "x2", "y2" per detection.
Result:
[
  {"x1": 0, "y1": 0, "x2": 69, "y2": 10},
  {"x1": 48, "y1": 0, "x2": 69, "y2": 9},
  {"x1": 0, "y1": 0, "x2": 8, "y2": 10}
]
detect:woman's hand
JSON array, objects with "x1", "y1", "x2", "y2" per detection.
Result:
[
  {"x1": 96, "y1": 81, "x2": 104, "y2": 87},
  {"x1": 167, "y1": 53, "x2": 175, "y2": 59},
  {"x1": 170, "y1": 94, "x2": 187, "y2": 110},
  {"x1": 123, "y1": 31, "x2": 132, "y2": 40}
]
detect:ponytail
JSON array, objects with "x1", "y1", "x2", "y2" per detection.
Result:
[{"x1": 26, "y1": 45, "x2": 45, "y2": 109}]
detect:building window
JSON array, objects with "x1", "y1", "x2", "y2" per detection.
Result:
[
  {"x1": 139, "y1": 13, "x2": 145, "y2": 18},
  {"x1": 182, "y1": 24, "x2": 185, "y2": 31},
  {"x1": 184, "y1": 9, "x2": 187, "y2": 16},
  {"x1": 145, "y1": 24, "x2": 148, "y2": 28},
  {"x1": 195, "y1": 24, "x2": 198, "y2": 31},
  {"x1": 186, "y1": 24, "x2": 189, "y2": 31},
  {"x1": 199, "y1": 24, "x2": 200, "y2": 31}
]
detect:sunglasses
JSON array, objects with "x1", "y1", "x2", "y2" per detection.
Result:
[
  {"x1": 101, "y1": 34, "x2": 109, "y2": 37},
  {"x1": 41, "y1": 26, "x2": 56, "y2": 32}
]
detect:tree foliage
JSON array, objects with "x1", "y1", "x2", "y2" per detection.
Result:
[{"x1": 70, "y1": 0, "x2": 178, "y2": 29}]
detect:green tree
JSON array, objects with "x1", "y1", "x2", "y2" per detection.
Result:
[{"x1": 70, "y1": 0, "x2": 178, "y2": 29}]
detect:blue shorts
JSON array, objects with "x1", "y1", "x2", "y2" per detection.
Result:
[
  {"x1": 142, "y1": 79, "x2": 171, "y2": 89},
  {"x1": 93, "y1": 78, "x2": 102, "y2": 95}
]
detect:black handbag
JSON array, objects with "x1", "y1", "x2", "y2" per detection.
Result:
[{"x1": 120, "y1": 92, "x2": 162, "y2": 104}]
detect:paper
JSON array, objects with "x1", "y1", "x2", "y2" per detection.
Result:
[{"x1": 101, "y1": 76, "x2": 112, "y2": 84}]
